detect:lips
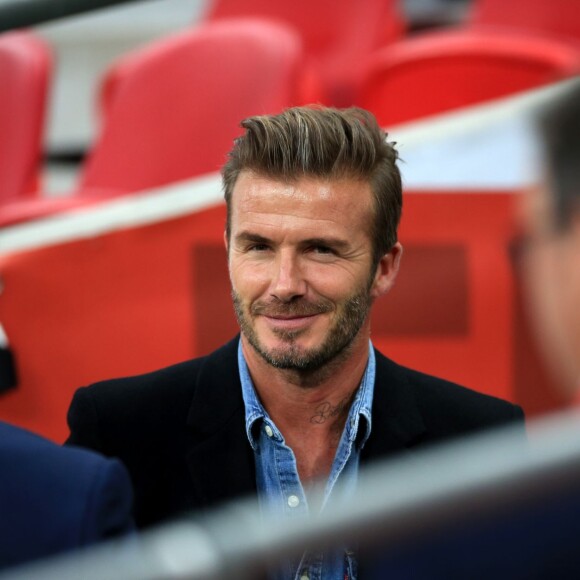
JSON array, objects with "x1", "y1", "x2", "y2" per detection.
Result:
[
  {"x1": 263, "y1": 313, "x2": 321, "y2": 331},
  {"x1": 266, "y1": 313, "x2": 318, "y2": 320},
  {"x1": 251, "y1": 301, "x2": 332, "y2": 319},
  {"x1": 250, "y1": 300, "x2": 333, "y2": 334}
]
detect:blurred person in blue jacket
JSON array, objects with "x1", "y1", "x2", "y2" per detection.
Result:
[{"x1": 0, "y1": 420, "x2": 134, "y2": 571}]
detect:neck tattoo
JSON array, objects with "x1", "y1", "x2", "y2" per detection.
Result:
[{"x1": 309, "y1": 393, "x2": 354, "y2": 425}]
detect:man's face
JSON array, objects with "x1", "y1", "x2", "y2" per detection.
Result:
[
  {"x1": 519, "y1": 182, "x2": 580, "y2": 398},
  {"x1": 226, "y1": 171, "x2": 401, "y2": 372}
]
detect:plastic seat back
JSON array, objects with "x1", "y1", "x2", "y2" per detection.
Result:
[
  {"x1": 358, "y1": 31, "x2": 580, "y2": 127},
  {"x1": 79, "y1": 19, "x2": 303, "y2": 195},
  {"x1": 204, "y1": 0, "x2": 405, "y2": 105},
  {"x1": 0, "y1": 32, "x2": 51, "y2": 204}
]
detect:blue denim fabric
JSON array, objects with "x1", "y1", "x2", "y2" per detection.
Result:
[{"x1": 238, "y1": 340, "x2": 376, "y2": 580}]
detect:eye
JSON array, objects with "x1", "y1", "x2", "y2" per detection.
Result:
[
  {"x1": 248, "y1": 243, "x2": 270, "y2": 252},
  {"x1": 310, "y1": 245, "x2": 335, "y2": 255}
]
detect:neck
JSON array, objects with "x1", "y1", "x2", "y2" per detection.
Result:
[
  {"x1": 242, "y1": 333, "x2": 370, "y2": 484},
  {"x1": 241, "y1": 332, "x2": 369, "y2": 434}
]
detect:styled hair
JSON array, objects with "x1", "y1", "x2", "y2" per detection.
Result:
[
  {"x1": 538, "y1": 79, "x2": 580, "y2": 230},
  {"x1": 222, "y1": 106, "x2": 402, "y2": 265}
]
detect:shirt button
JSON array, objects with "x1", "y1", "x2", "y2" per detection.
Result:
[
  {"x1": 264, "y1": 425, "x2": 274, "y2": 437},
  {"x1": 287, "y1": 495, "x2": 300, "y2": 508}
]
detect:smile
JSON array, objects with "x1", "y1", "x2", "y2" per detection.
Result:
[{"x1": 263, "y1": 313, "x2": 320, "y2": 330}]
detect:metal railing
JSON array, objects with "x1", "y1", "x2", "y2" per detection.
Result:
[{"x1": 3, "y1": 408, "x2": 580, "y2": 579}]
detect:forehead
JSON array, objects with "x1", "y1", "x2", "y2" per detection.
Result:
[{"x1": 230, "y1": 171, "x2": 374, "y2": 224}]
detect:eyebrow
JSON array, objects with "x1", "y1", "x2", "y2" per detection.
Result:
[
  {"x1": 234, "y1": 231, "x2": 350, "y2": 251},
  {"x1": 300, "y1": 237, "x2": 351, "y2": 251},
  {"x1": 234, "y1": 232, "x2": 271, "y2": 245}
]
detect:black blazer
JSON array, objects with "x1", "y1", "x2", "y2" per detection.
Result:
[{"x1": 67, "y1": 337, "x2": 524, "y2": 530}]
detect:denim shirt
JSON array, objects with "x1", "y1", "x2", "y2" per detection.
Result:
[{"x1": 238, "y1": 340, "x2": 376, "y2": 580}]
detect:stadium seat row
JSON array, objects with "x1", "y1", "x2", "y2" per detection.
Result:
[{"x1": 1, "y1": 0, "x2": 580, "y2": 220}]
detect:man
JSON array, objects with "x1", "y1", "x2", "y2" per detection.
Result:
[
  {"x1": 519, "y1": 79, "x2": 580, "y2": 401},
  {"x1": 67, "y1": 106, "x2": 524, "y2": 577},
  {"x1": 0, "y1": 420, "x2": 134, "y2": 571}
]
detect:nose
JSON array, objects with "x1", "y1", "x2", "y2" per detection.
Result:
[{"x1": 270, "y1": 250, "x2": 306, "y2": 303}]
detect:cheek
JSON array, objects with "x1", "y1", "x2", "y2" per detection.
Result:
[
  {"x1": 302, "y1": 263, "x2": 367, "y2": 295},
  {"x1": 524, "y1": 247, "x2": 563, "y2": 329},
  {"x1": 523, "y1": 245, "x2": 579, "y2": 377},
  {"x1": 555, "y1": 254, "x2": 580, "y2": 348},
  {"x1": 229, "y1": 259, "x2": 270, "y2": 297},
  {"x1": 539, "y1": 249, "x2": 578, "y2": 325}
]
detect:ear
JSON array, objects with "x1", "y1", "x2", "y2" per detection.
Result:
[
  {"x1": 224, "y1": 230, "x2": 229, "y2": 255},
  {"x1": 370, "y1": 243, "x2": 403, "y2": 299}
]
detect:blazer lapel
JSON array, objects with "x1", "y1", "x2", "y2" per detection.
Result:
[
  {"x1": 362, "y1": 349, "x2": 427, "y2": 462},
  {"x1": 182, "y1": 342, "x2": 428, "y2": 505},
  {"x1": 185, "y1": 337, "x2": 257, "y2": 508}
]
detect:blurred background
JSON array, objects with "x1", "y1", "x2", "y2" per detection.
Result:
[
  {"x1": 40, "y1": 0, "x2": 208, "y2": 192},
  {"x1": 40, "y1": 0, "x2": 469, "y2": 192}
]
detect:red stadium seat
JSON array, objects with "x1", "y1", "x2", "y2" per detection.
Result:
[
  {"x1": 357, "y1": 30, "x2": 580, "y2": 127},
  {"x1": 78, "y1": 18, "x2": 304, "y2": 196},
  {"x1": 0, "y1": 32, "x2": 51, "y2": 204},
  {"x1": 471, "y1": 0, "x2": 580, "y2": 45},
  {"x1": 203, "y1": 0, "x2": 405, "y2": 106}
]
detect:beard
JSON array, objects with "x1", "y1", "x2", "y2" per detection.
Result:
[{"x1": 232, "y1": 283, "x2": 373, "y2": 373}]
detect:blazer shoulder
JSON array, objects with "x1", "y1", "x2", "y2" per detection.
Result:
[
  {"x1": 374, "y1": 350, "x2": 524, "y2": 433},
  {"x1": 79, "y1": 356, "x2": 206, "y2": 404},
  {"x1": 72, "y1": 336, "x2": 240, "y2": 407},
  {"x1": 67, "y1": 338, "x2": 240, "y2": 450},
  {"x1": 67, "y1": 356, "x2": 207, "y2": 451}
]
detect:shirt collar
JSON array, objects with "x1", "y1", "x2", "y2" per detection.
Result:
[
  {"x1": 238, "y1": 341, "x2": 266, "y2": 450},
  {"x1": 344, "y1": 344, "x2": 375, "y2": 450},
  {"x1": 238, "y1": 339, "x2": 375, "y2": 451}
]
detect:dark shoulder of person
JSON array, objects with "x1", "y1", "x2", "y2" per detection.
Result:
[{"x1": 374, "y1": 350, "x2": 524, "y2": 443}]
